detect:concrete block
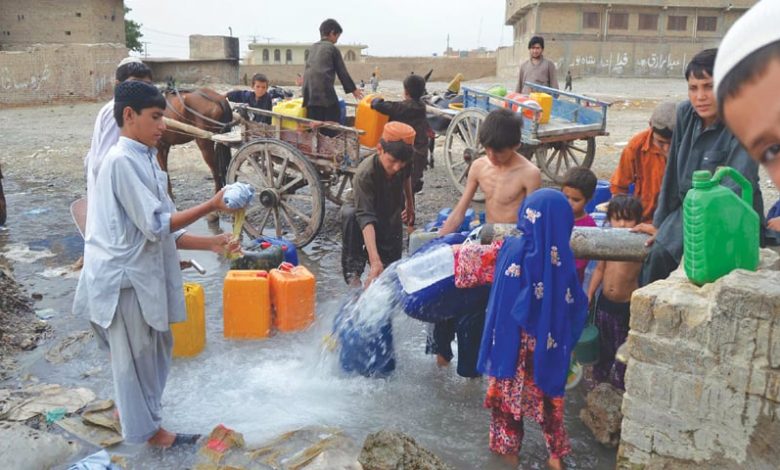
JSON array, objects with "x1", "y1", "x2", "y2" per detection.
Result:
[
  {"x1": 754, "y1": 319, "x2": 771, "y2": 364},
  {"x1": 629, "y1": 333, "x2": 715, "y2": 376},
  {"x1": 748, "y1": 368, "x2": 768, "y2": 397},
  {"x1": 765, "y1": 370, "x2": 780, "y2": 403},
  {"x1": 629, "y1": 288, "x2": 655, "y2": 333}
]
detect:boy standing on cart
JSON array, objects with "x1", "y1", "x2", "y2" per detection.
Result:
[
  {"x1": 341, "y1": 122, "x2": 416, "y2": 287},
  {"x1": 303, "y1": 18, "x2": 363, "y2": 133}
]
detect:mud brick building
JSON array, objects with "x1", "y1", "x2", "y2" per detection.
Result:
[
  {"x1": 497, "y1": 0, "x2": 757, "y2": 79},
  {"x1": 0, "y1": 0, "x2": 127, "y2": 105}
]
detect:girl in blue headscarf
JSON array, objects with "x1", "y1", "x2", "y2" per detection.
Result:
[{"x1": 477, "y1": 188, "x2": 588, "y2": 468}]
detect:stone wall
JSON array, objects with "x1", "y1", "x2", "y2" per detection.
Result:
[
  {"x1": 0, "y1": 43, "x2": 126, "y2": 106},
  {"x1": 618, "y1": 250, "x2": 780, "y2": 469},
  {"x1": 240, "y1": 57, "x2": 496, "y2": 86},
  {"x1": 145, "y1": 59, "x2": 239, "y2": 86}
]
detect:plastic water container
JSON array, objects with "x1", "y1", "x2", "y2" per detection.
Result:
[
  {"x1": 397, "y1": 244, "x2": 454, "y2": 294},
  {"x1": 171, "y1": 283, "x2": 205, "y2": 358},
  {"x1": 397, "y1": 234, "x2": 490, "y2": 323},
  {"x1": 338, "y1": 98, "x2": 346, "y2": 125},
  {"x1": 230, "y1": 244, "x2": 284, "y2": 271},
  {"x1": 270, "y1": 263, "x2": 316, "y2": 332},
  {"x1": 425, "y1": 207, "x2": 475, "y2": 232},
  {"x1": 502, "y1": 92, "x2": 528, "y2": 112},
  {"x1": 683, "y1": 167, "x2": 759, "y2": 285},
  {"x1": 355, "y1": 94, "x2": 389, "y2": 147},
  {"x1": 408, "y1": 230, "x2": 441, "y2": 255},
  {"x1": 223, "y1": 270, "x2": 272, "y2": 339},
  {"x1": 273, "y1": 98, "x2": 306, "y2": 130},
  {"x1": 585, "y1": 180, "x2": 612, "y2": 213},
  {"x1": 251, "y1": 237, "x2": 298, "y2": 266},
  {"x1": 529, "y1": 92, "x2": 553, "y2": 124}
]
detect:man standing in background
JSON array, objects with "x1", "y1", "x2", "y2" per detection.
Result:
[{"x1": 516, "y1": 36, "x2": 559, "y2": 94}]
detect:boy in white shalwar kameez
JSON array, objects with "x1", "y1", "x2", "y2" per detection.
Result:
[{"x1": 73, "y1": 80, "x2": 242, "y2": 448}]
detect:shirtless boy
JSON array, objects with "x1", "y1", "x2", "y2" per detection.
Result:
[
  {"x1": 440, "y1": 108, "x2": 542, "y2": 233},
  {"x1": 587, "y1": 195, "x2": 643, "y2": 390},
  {"x1": 428, "y1": 108, "x2": 542, "y2": 376}
]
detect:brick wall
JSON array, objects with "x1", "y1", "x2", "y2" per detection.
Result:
[
  {"x1": 0, "y1": 0, "x2": 124, "y2": 49},
  {"x1": 146, "y1": 59, "x2": 239, "y2": 86},
  {"x1": 240, "y1": 57, "x2": 497, "y2": 86},
  {"x1": 618, "y1": 251, "x2": 780, "y2": 468},
  {"x1": 0, "y1": 43, "x2": 126, "y2": 106}
]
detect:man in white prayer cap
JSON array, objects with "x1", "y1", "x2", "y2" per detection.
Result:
[{"x1": 715, "y1": 0, "x2": 780, "y2": 191}]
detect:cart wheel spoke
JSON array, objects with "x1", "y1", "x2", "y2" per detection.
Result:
[
  {"x1": 279, "y1": 204, "x2": 301, "y2": 238},
  {"x1": 279, "y1": 175, "x2": 304, "y2": 194},
  {"x1": 275, "y1": 156, "x2": 290, "y2": 187},
  {"x1": 225, "y1": 139, "x2": 325, "y2": 247},
  {"x1": 235, "y1": 169, "x2": 266, "y2": 191},
  {"x1": 567, "y1": 146, "x2": 582, "y2": 167},
  {"x1": 444, "y1": 109, "x2": 487, "y2": 203},
  {"x1": 264, "y1": 146, "x2": 276, "y2": 187},
  {"x1": 568, "y1": 143, "x2": 587, "y2": 154},
  {"x1": 554, "y1": 148, "x2": 564, "y2": 175},
  {"x1": 246, "y1": 154, "x2": 270, "y2": 186}
]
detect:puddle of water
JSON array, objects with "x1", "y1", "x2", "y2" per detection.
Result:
[{"x1": 1, "y1": 177, "x2": 616, "y2": 469}]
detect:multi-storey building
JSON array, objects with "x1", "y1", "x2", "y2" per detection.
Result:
[{"x1": 498, "y1": 0, "x2": 756, "y2": 78}]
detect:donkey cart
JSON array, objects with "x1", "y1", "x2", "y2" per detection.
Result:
[{"x1": 436, "y1": 83, "x2": 610, "y2": 201}]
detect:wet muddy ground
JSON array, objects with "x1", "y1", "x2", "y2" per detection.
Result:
[{"x1": 0, "y1": 77, "x2": 777, "y2": 469}]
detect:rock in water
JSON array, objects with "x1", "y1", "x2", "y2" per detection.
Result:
[
  {"x1": 358, "y1": 430, "x2": 451, "y2": 470},
  {"x1": 580, "y1": 382, "x2": 624, "y2": 447}
]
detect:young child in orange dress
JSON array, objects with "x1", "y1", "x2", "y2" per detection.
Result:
[{"x1": 478, "y1": 189, "x2": 589, "y2": 469}]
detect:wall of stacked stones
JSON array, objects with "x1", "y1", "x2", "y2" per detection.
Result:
[{"x1": 618, "y1": 250, "x2": 780, "y2": 469}]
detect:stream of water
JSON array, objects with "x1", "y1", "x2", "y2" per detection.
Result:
[{"x1": 0, "y1": 176, "x2": 616, "y2": 469}]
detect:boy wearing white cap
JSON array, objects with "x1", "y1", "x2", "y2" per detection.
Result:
[{"x1": 716, "y1": 0, "x2": 780, "y2": 192}]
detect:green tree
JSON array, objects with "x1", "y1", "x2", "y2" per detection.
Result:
[{"x1": 124, "y1": 7, "x2": 143, "y2": 53}]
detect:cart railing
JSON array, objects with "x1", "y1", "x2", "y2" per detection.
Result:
[
  {"x1": 230, "y1": 102, "x2": 365, "y2": 137},
  {"x1": 462, "y1": 85, "x2": 609, "y2": 145}
]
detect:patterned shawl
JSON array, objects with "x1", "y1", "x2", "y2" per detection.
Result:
[{"x1": 477, "y1": 189, "x2": 588, "y2": 396}]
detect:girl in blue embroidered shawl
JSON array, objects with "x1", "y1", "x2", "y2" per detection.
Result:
[{"x1": 477, "y1": 189, "x2": 588, "y2": 468}]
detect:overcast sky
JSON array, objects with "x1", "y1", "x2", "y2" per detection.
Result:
[{"x1": 125, "y1": 0, "x2": 513, "y2": 59}]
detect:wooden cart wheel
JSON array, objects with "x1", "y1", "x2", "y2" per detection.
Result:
[
  {"x1": 0, "y1": 164, "x2": 6, "y2": 226},
  {"x1": 443, "y1": 108, "x2": 486, "y2": 203},
  {"x1": 325, "y1": 171, "x2": 353, "y2": 206},
  {"x1": 534, "y1": 137, "x2": 596, "y2": 184},
  {"x1": 226, "y1": 139, "x2": 324, "y2": 248}
]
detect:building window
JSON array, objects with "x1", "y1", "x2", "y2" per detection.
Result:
[
  {"x1": 638, "y1": 13, "x2": 658, "y2": 31},
  {"x1": 697, "y1": 16, "x2": 717, "y2": 32},
  {"x1": 65, "y1": 31, "x2": 71, "y2": 36},
  {"x1": 262, "y1": 49, "x2": 269, "y2": 63},
  {"x1": 274, "y1": 49, "x2": 281, "y2": 63},
  {"x1": 667, "y1": 15, "x2": 687, "y2": 31},
  {"x1": 583, "y1": 12, "x2": 600, "y2": 29},
  {"x1": 517, "y1": 17, "x2": 527, "y2": 37},
  {"x1": 285, "y1": 49, "x2": 292, "y2": 64},
  {"x1": 345, "y1": 50, "x2": 356, "y2": 62},
  {"x1": 304, "y1": 49, "x2": 310, "y2": 62},
  {"x1": 609, "y1": 13, "x2": 629, "y2": 30},
  {"x1": 76, "y1": 12, "x2": 81, "y2": 17}
]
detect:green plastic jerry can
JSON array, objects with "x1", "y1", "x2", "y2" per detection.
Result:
[
  {"x1": 230, "y1": 244, "x2": 284, "y2": 271},
  {"x1": 683, "y1": 167, "x2": 759, "y2": 286}
]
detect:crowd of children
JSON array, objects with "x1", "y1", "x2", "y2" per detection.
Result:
[{"x1": 78, "y1": 2, "x2": 780, "y2": 465}]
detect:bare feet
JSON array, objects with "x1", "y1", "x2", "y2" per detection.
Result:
[
  {"x1": 500, "y1": 453, "x2": 519, "y2": 467},
  {"x1": 547, "y1": 457, "x2": 565, "y2": 470},
  {"x1": 147, "y1": 427, "x2": 176, "y2": 448},
  {"x1": 435, "y1": 354, "x2": 451, "y2": 367}
]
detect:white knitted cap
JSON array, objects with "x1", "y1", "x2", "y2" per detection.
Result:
[
  {"x1": 117, "y1": 56, "x2": 143, "y2": 68},
  {"x1": 714, "y1": 0, "x2": 780, "y2": 95}
]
